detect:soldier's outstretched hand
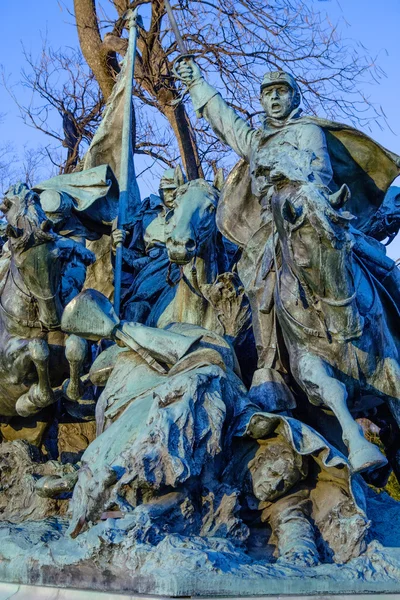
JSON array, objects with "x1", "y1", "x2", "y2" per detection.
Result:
[{"x1": 174, "y1": 57, "x2": 202, "y2": 84}]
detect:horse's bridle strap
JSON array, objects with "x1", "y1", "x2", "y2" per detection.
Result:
[{"x1": 0, "y1": 297, "x2": 43, "y2": 330}]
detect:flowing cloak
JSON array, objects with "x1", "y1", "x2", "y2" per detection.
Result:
[
  {"x1": 34, "y1": 164, "x2": 119, "y2": 228},
  {"x1": 216, "y1": 117, "x2": 400, "y2": 248},
  {"x1": 34, "y1": 165, "x2": 121, "y2": 299}
]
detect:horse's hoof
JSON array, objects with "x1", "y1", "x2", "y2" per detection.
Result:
[
  {"x1": 349, "y1": 442, "x2": 388, "y2": 474},
  {"x1": 278, "y1": 547, "x2": 320, "y2": 568},
  {"x1": 15, "y1": 393, "x2": 42, "y2": 417}
]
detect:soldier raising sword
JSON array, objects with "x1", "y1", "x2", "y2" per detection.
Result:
[{"x1": 169, "y1": 1, "x2": 400, "y2": 411}]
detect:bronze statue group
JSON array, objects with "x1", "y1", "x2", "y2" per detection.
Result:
[{"x1": 0, "y1": 64, "x2": 399, "y2": 576}]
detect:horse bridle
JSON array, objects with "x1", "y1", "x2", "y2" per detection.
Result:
[
  {"x1": 166, "y1": 248, "x2": 207, "y2": 300},
  {"x1": 272, "y1": 207, "x2": 361, "y2": 341},
  {"x1": 166, "y1": 198, "x2": 218, "y2": 300}
]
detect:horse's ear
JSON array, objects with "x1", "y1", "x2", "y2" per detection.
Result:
[
  {"x1": 41, "y1": 220, "x2": 51, "y2": 232},
  {"x1": 174, "y1": 165, "x2": 186, "y2": 188},
  {"x1": 329, "y1": 184, "x2": 351, "y2": 209},
  {"x1": 213, "y1": 168, "x2": 225, "y2": 192},
  {"x1": 0, "y1": 198, "x2": 12, "y2": 213}
]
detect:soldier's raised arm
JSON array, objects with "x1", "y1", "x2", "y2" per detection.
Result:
[{"x1": 175, "y1": 59, "x2": 256, "y2": 162}]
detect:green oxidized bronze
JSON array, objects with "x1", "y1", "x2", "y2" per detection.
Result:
[{"x1": 0, "y1": 30, "x2": 400, "y2": 597}]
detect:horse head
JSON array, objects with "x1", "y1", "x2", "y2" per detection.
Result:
[
  {"x1": 272, "y1": 179, "x2": 364, "y2": 341},
  {"x1": 1, "y1": 183, "x2": 54, "y2": 247},
  {"x1": 1, "y1": 183, "x2": 64, "y2": 330},
  {"x1": 165, "y1": 176, "x2": 221, "y2": 265}
]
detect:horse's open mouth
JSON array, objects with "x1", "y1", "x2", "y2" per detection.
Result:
[
  {"x1": 167, "y1": 247, "x2": 196, "y2": 265},
  {"x1": 169, "y1": 254, "x2": 193, "y2": 265}
]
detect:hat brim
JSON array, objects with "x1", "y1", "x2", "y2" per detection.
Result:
[{"x1": 260, "y1": 81, "x2": 292, "y2": 92}]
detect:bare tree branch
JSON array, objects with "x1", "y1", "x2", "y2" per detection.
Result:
[
  {"x1": 3, "y1": 0, "x2": 388, "y2": 184},
  {"x1": 3, "y1": 43, "x2": 105, "y2": 173}
]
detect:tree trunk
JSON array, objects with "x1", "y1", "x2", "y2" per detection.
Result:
[
  {"x1": 75, "y1": 0, "x2": 203, "y2": 178},
  {"x1": 74, "y1": 0, "x2": 119, "y2": 100},
  {"x1": 164, "y1": 101, "x2": 203, "y2": 180},
  {"x1": 104, "y1": 33, "x2": 203, "y2": 179}
]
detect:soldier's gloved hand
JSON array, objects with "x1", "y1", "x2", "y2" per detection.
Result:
[
  {"x1": 174, "y1": 57, "x2": 202, "y2": 85},
  {"x1": 111, "y1": 229, "x2": 127, "y2": 252}
]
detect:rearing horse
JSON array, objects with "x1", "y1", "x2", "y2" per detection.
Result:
[
  {"x1": 0, "y1": 184, "x2": 94, "y2": 418},
  {"x1": 271, "y1": 176, "x2": 400, "y2": 474}
]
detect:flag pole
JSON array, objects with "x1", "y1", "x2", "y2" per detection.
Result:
[{"x1": 114, "y1": 7, "x2": 140, "y2": 317}]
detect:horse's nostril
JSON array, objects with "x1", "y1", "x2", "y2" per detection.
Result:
[
  {"x1": 167, "y1": 235, "x2": 186, "y2": 245},
  {"x1": 185, "y1": 239, "x2": 196, "y2": 252},
  {"x1": 166, "y1": 237, "x2": 177, "y2": 247}
]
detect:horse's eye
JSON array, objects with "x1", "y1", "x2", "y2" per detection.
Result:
[{"x1": 207, "y1": 204, "x2": 215, "y2": 213}]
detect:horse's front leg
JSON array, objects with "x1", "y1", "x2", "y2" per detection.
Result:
[
  {"x1": 295, "y1": 353, "x2": 387, "y2": 474},
  {"x1": 15, "y1": 339, "x2": 56, "y2": 417},
  {"x1": 64, "y1": 335, "x2": 88, "y2": 401}
]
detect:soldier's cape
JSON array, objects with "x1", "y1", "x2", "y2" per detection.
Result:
[
  {"x1": 34, "y1": 164, "x2": 119, "y2": 227},
  {"x1": 217, "y1": 116, "x2": 400, "y2": 247}
]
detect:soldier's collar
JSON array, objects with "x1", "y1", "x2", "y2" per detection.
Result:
[
  {"x1": 147, "y1": 194, "x2": 164, "y2": 210},
  {"x1": 262, "y1": 107, "x2": 303, "y2": 130}
]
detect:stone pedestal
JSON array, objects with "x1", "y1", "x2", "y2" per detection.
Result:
[{"x1": 0, "y1": 587, "x2": 400, "y2": 600}]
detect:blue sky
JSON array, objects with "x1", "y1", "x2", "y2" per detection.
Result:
[{"x1": 1, "y1": 0, "x2": 400, "y2": 257}]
